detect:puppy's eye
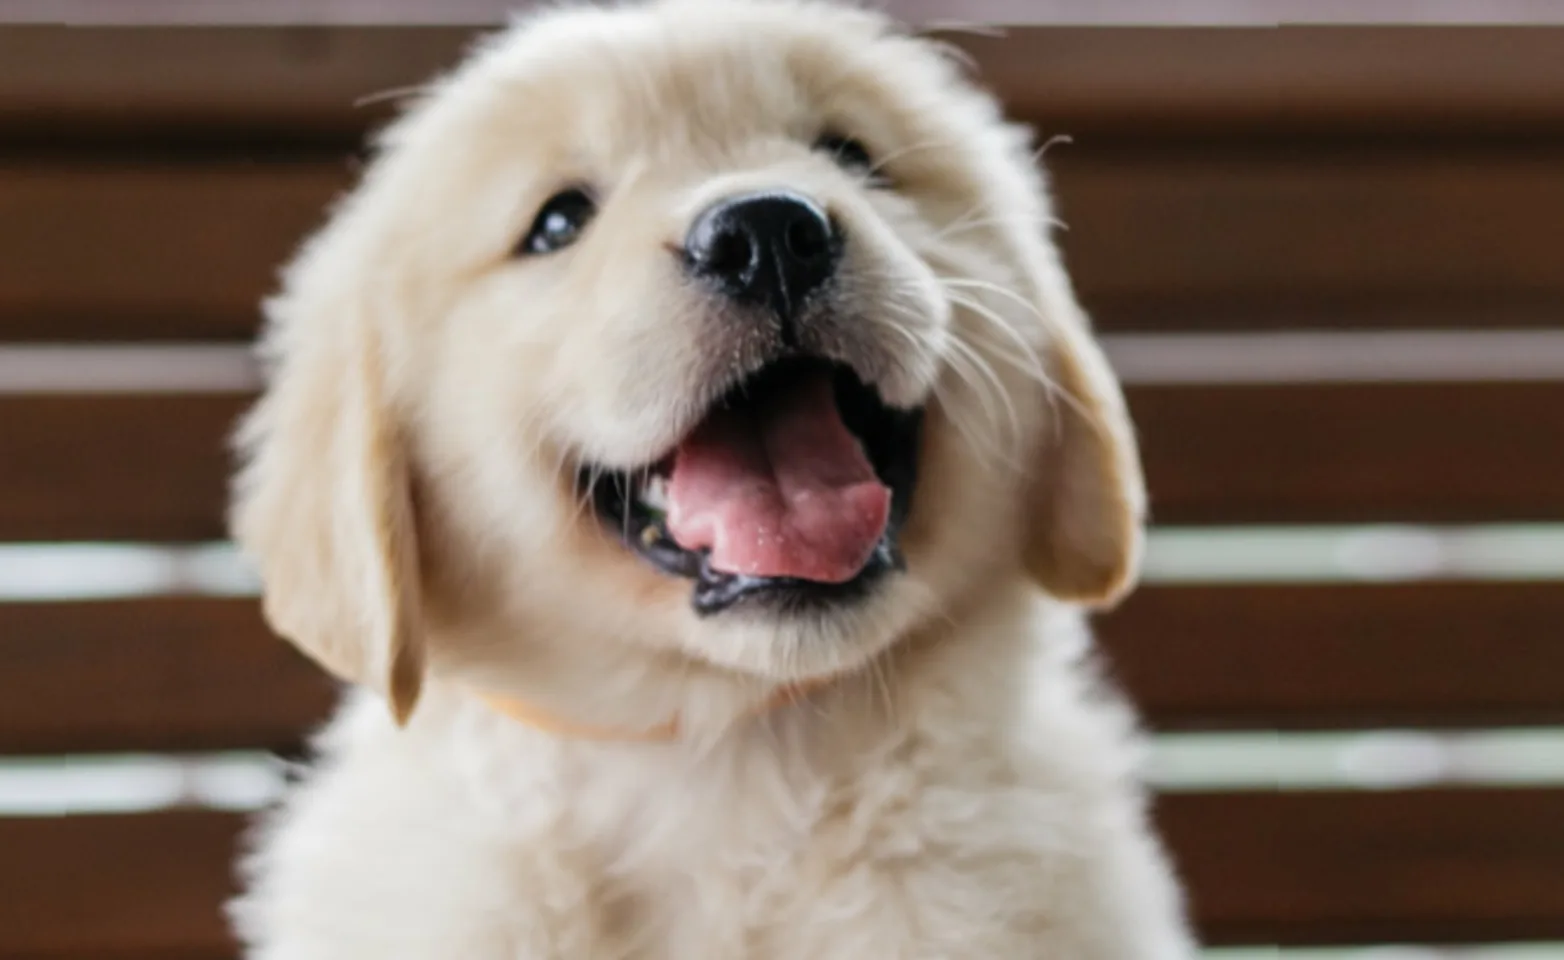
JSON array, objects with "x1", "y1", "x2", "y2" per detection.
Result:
[
  {"x1": 814, "y1": 133, "x2": 884, "y2": 184},
  {"x1": 519, "y1": 188, "x2": 597, "y2": 256}
]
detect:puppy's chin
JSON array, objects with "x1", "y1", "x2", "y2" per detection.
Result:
[{"x1": 672, "y1": 574, "x2": 935, "y2": 683}]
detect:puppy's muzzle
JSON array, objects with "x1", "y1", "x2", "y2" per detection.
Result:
[{"x1": 684, "y1": 191, "x2": 841, "y2": 341}]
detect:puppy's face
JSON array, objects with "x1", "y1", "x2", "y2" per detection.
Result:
[{"x1": 233, "y1": 0, "x2": 1145, "y2": 724}]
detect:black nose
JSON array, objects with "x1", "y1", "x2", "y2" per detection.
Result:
[{"x1": 684, "y1": 192, "x2": 840, "y2": 328}]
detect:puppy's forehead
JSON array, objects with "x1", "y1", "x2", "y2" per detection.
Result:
[{"x1": 469, "y1": 1, "x2": 943, "y2": 162}]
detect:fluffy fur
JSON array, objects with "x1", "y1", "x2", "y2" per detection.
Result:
[{"x1": 228, "y1": 0, "x2": 1196, "y2": 955}]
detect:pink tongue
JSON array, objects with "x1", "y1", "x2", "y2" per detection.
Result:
[{"x1": 666, "y1": 373, "x2": 890, "y2": 584}]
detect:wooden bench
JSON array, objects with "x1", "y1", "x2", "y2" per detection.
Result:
[{"x1": 1, "y1": 12, "x2": 1561, "y2": 957}]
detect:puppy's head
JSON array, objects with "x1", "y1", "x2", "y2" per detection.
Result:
[{"x1": 232, "y1": 0, "x2": 1144, "y2": 727}]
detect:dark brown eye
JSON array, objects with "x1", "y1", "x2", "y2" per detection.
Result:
[
  {"x1": 519, "y1": 188, "x2": 596, "y2": 255},
  {"x1": 814, "y1": 133, "x2": 883, "y2": 184}
]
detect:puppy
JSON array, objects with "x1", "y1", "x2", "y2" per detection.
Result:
[{"x1": 228, "y1": 0, "x2": 1195, "y2": 956}]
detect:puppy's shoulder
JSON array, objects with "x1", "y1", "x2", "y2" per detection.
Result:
[{"x1": 230, "y1": 692, "x2": 604, "y2": 956}]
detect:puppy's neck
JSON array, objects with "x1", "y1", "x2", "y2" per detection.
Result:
[
  {"x1": 437, "y1": 577, "x2": 1046, "y2": 752},
  {"x1": 476, "y1": 673, "x2": 836, "y2": 743},
  {"x1": 434, "y1": 620, "x2": 851, "y2": 749}
]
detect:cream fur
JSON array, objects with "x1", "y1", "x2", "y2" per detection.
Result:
[{"x1": 228, "y1": 0, "x2": 1196, "y2": 955}]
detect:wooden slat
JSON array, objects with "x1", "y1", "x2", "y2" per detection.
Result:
[
  {"x1": 3, "y1": 581, "x2": 1563, "y2": 754},
  {"x1": 0, "y1": 164, "x2": 348, "y2": 341},
  {"x1": 0, "y1": 394, "x2": 249, "y2": 541},
  {"x1": 0, "y1": 26, "x2": 469, "y2": 146},
  {"x1": 1131, "y1": 381, "x2": 1564, "y2": 523},
  {"x1": 0, "y1": 810, "x2": 238, "y2": 959},
  {"x1": 1049, "y1": 149, "x2": 1564, "y2": 331},
  {"x1": 2, "y1": 790, "x2": 1560, "y2": 953},
  {"x1": 4, "y1": 380, "x2": 1561, "y2": 541},
  {"x1": 1161, "y1": 789, "x2": 1564, "y2": 945},
  {"x1": 1098, "y1": 583, "x2": 1564, "y2": 730},
  {"x1": 0, "y1": 599, "x2": 334, "y2": 755},
  {"x1": 5, "y1": 150, "x2": 1562, "y2": 340},
  {"x1": 966, "y1": 27, "x2": 1564, "y2": 139},
  {"x1": 3, "y1": 26, "x2": 1564, "y2": 141}
]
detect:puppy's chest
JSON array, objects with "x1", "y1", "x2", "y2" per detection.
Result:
[
  {"x1": 585, "y1": 780, "x2": 888, "y2": 959},
  {"x1": 549, "y1": 743, "x2": 1011, "y2": 960}
]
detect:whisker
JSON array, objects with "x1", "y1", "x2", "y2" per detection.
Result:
[
  {"x1": 940, "y1": 276, "x2": 1049, "y2": 321},
  {"x1": 1032, "y1": 133, "x2": 1074, "y2": 163},
  {"x1": 940, "y1": 287, "x2": 1117, "y2": 447},
  {"x1": 945, "y1": 294, "x2": 1082, "y2": 434},
  {"x1": 861, "y1": 136, "x2": 963, "y2": 181},
  {"x1": 572, "y1": 460, "x2": 605, "y2": 531},
  {"x1": 939, "y1": 279, "x2": 1080, "y2": 421},
  {"x1": 352, "y1": 84, "x2": 431, "y2": 109},
  {"x1": 621, "y1": 467, "x2": 640, "y2": 545},
  {"x1": 925, "y1": 377, "x2": 990, "y2": 467},
  {"x1": 942, "y1": 302, "x2": 1063, "y2": 422},
  {"x1": 924, "y1": 209, "x2": 1068, "y2": 244},
  {"x1": 940, "y1": 288, "x2": 1048, "y2": 377},
  {"x1": 946, "y1": 331, "x2": 1028, "y2": 454},
  {"x1": 918, "y1": 20, "x2": 1007, "y2": 40},
  {"x1": 867, "y1": 300, "x2": 1023, "y2": 471}
]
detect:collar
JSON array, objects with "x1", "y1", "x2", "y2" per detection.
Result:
[{"x1": 480, "y1": 677, "x2": 833, "y2": 742}]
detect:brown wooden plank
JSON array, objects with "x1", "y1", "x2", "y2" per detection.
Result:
[
  {"x1": 1098, "y1": 583, "x2": 1564, "y2": 730},
  {"x1": 1, "y1": 584, "x2": 1561, "y2": 755},
  {"x1": 0, "y1": 394, "x2": 249, "y2": 541},
  {"x1": 0, "y1": 25, "x2": 470, "y2": 146},
  {"x1": 0, "y1": 810, "x2": 239, "y2": 959},
  {"x1": 2, "y1": 791, "x2": 1560, "y2": 952},
  {"x1": 1050, "y1": 149, "x2": 1564, "y2": 331},
  {"x1": 966, "y1": 27, "x2": 1564, "y2": 140},
  {"x1": 5, "y1": 149, "x2": 1563, "y2": 340},
  {"x1": 1131, "y1": 381, "x2": 1564, "y2": 523},
  {"x1": 0, "y1": 598, "x2": 335, "y2": 755},
  {"x1": 1158, "y1": 789, "x2": 1564, "y2": 945},
  {"x1": 3, "y1": 25, "x2": 1564, "y2": 141},
  {"x1": 0, "y1": 164, "x2": 348, "y2": 341},
  {"x1": 3, "y1": 380, "x2": 1562, "y2": 541}
]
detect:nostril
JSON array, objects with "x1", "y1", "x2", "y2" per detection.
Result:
[
  {"x1": 705, "y1": 226, "x2": 755, "y2": 278},
  {"x1": 783, "y1": 215, "x2": 831, "y2": 263}
]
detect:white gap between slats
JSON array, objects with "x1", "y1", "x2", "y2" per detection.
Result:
[
  {"x1": 11, "y1": 0, "x2": 1564, "y2": 26},
  {"x1": 0, "y1": 344, "x2": 259, "y2": 394},
  {"x1": 1103, "y1": 330, "x2": 1564, "y2": 385},
  {"x1": 2, "y1": 728, "x2": 1562, "y2": 817},
  {"x1": 5, "y1": 331, "x2": 1564, "y2": 393},
  {"x1": 2, "y1": 524, "x2": 1562, "y2": 601}
]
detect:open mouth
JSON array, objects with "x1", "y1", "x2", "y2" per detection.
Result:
[{"x1": 581, "y1": 357, "x2": 923, "y2": 616}]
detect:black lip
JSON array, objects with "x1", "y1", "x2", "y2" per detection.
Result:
[
  {"x1": 690, "y1": 539, "x2": 904, "y2": 616},
  {"x1": 581, "y1": 357, "x2": 923, "y2": 617}
]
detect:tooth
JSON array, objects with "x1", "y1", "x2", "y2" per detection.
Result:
[
  {"x1": 640, "y1": 524, "x2": 664, "y2": 548},
  {"x1": 639, "y1": 475, "x2": 668, "y2": 512}
]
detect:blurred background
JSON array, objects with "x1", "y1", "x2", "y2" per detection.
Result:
[{"x1": 1, "y1": 1, "x2": 1562, "y2": 957}]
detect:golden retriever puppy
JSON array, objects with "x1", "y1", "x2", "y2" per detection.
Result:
[{"x1": 228, "y1": 0, "x2": 1194, "y2": 956}]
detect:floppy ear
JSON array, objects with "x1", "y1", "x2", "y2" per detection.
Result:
[
  {"x1": 1023, "y1": 307, "x2": 1148, "y2": 609},
  {"x1": 230, "y1": 278, "x2": 425, "y2": 724}
]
